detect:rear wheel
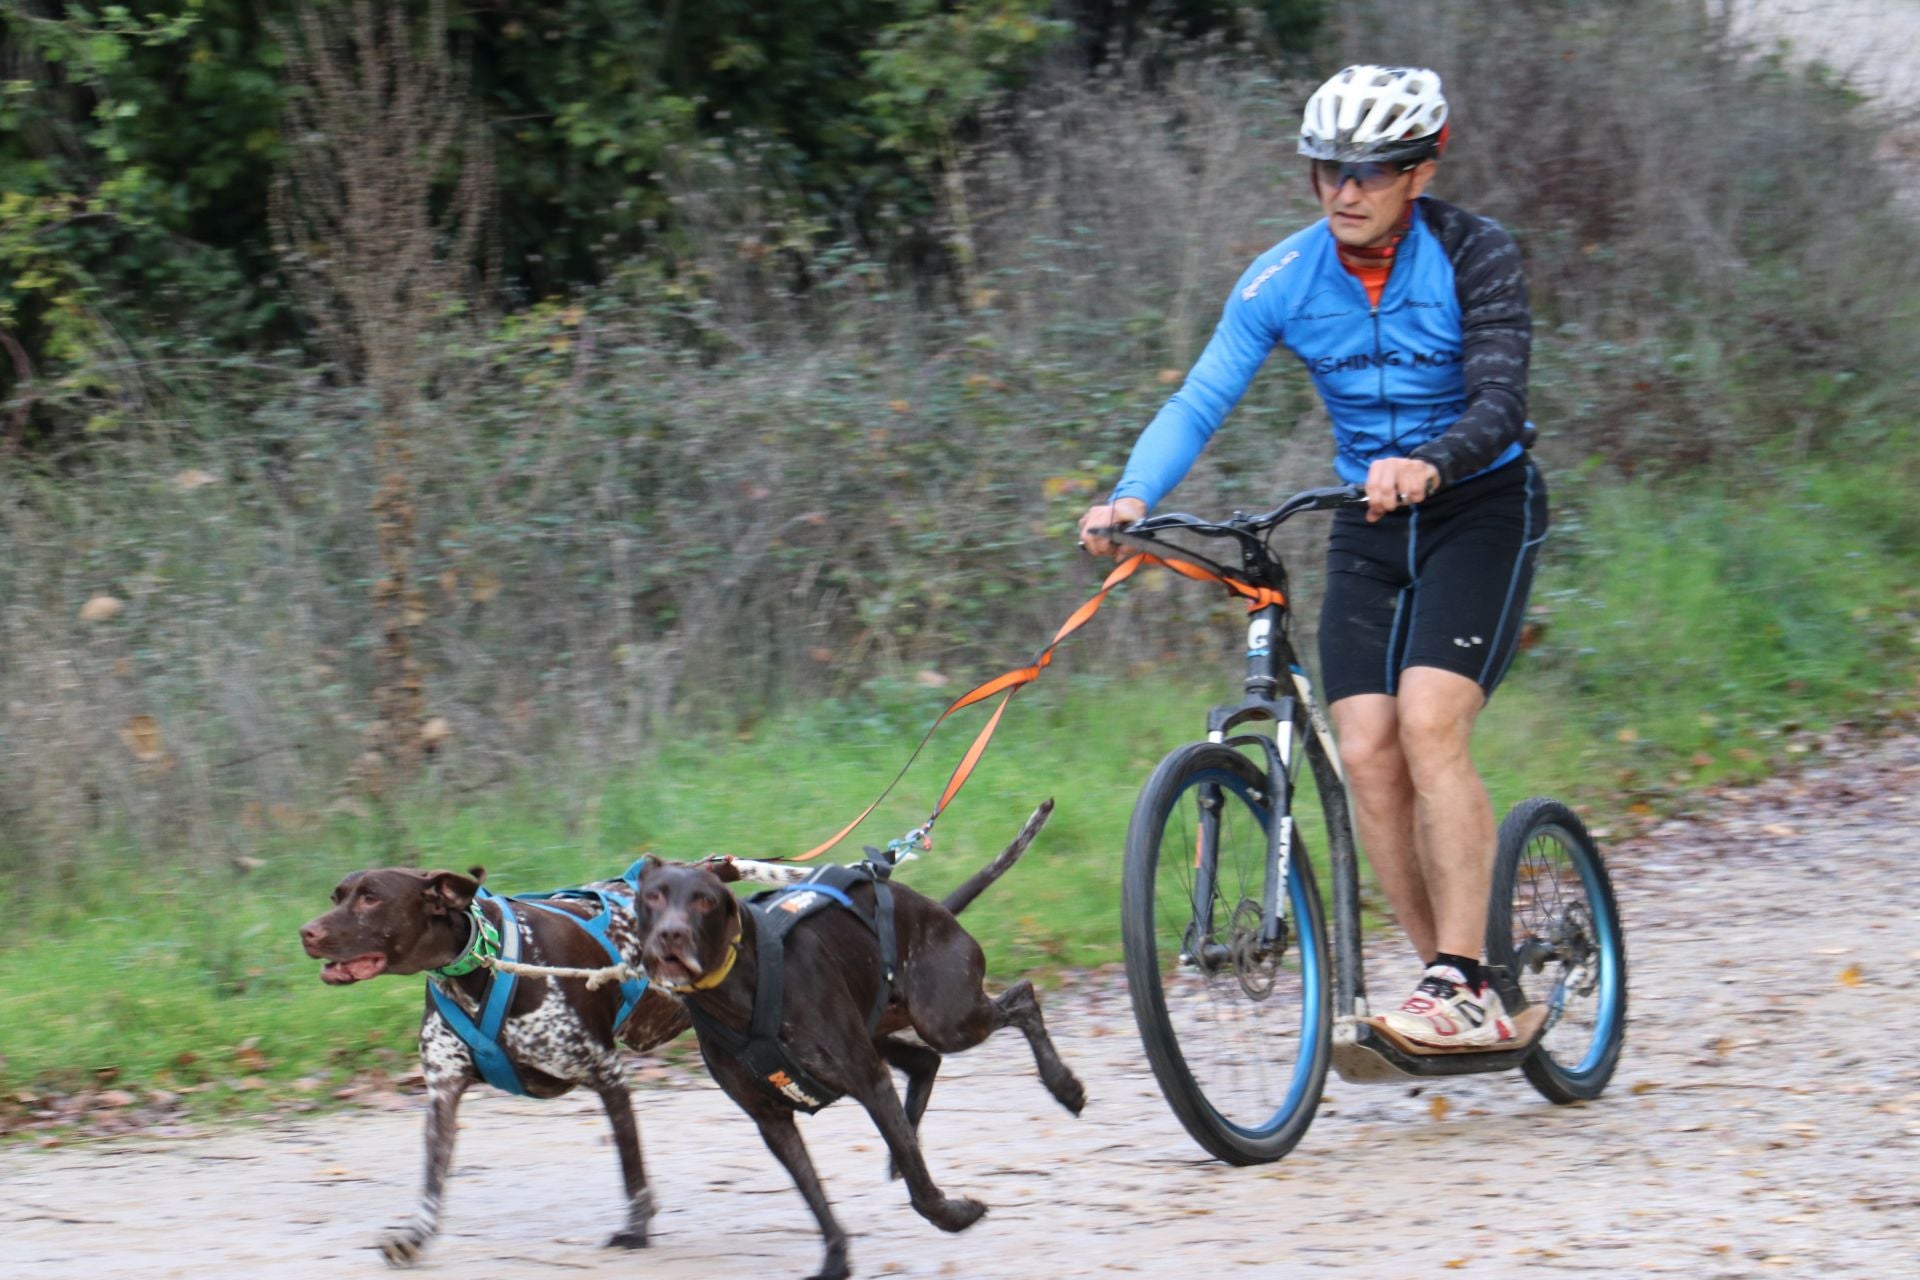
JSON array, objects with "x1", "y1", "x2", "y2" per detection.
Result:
[
  {"x1": 1122, "y1": 742, "x2": 1331, "y2": 1164},
  {"x1": 1487, "y1": 797, "x2": 1627, "y2": 1103}
]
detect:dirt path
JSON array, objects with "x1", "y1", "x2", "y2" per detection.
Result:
[{"x1": 5, "y1": 735, "x2": 1917, "y2": 1279}]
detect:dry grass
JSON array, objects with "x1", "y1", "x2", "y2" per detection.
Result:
[{"x1": 3, "y1": 1, "x2": 1913, "y2": 880}]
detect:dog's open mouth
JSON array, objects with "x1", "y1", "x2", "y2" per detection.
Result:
[
  {"x1": 644, "y1": 947, "x2": 704, "y2": 985},
  {"x1": 320, "y1": 953, "x2": 389, "y2": 984}
]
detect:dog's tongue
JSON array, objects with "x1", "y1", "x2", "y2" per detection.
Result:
[
  {"x1": 644, "y1": 947, "x2": 703, "y2": 982},
  {"x1": 321, "y1": 954, "x2": 388, "y2": 984}
]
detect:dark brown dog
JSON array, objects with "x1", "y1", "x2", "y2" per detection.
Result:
[
  {"x1": 636, "y1": 801, "x2": 1083, "y2": 1280},
  {"x1": 298, "y1": 866, "x2": 688, "y2": 1266}
]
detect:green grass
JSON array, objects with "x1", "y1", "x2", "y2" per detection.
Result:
[{"x1": 2, "y1": 464, "x2": 1914, "y2": 1119}]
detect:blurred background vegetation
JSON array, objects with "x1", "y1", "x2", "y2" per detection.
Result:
[{"x1": 1, "y1": 0, "x2": 1917, "y2": 1112}]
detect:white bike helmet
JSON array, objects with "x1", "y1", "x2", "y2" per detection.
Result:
[{"x1": 1298, "y1": 65, "x2": 1449, "y2": 164}]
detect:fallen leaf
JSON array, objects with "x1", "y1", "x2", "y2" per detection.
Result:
[
  {"x1": 79, "y1": 595, "x2": 124, "y2": 623},
  {"x1": 118, "y1": 715, "x2": 164, "y2": 761},
  {"x1": 1429, "y1": 1094, "x2": 1451, "y2": 1121},
  {"x1": 172, "y1": 468, "x2": 217, "y2": 491},
  {"x1": 1839, "y1": 965, "x2": 1862, "y2": 987}
]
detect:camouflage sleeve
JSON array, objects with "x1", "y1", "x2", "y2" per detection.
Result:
[{"x1": 1408, "y1": 200, "x2": 1530, "y2": 488}]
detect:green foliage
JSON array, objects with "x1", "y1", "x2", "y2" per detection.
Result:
[
  {"x1": 0, "y1": 0, "x2": 1122, "y2": 438},
  {"x1": 864, "y1": 0, "x2": 1067, "y2": 159},
  {"x1": 0, "y1": 0, "x2": 282, "y2": 435}
]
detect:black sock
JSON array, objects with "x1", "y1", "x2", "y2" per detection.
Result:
[{"x1": 1431, "y1": 952, "x2": 1481, "y2": 991}]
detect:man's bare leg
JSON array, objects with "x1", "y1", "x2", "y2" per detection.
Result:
[
  {"x1": 1331, "y1": 692, "x2": 1437, "y2": 963},
  {"x1": 1394, "y1": 666, "x2": 1495, "y2": 961}
]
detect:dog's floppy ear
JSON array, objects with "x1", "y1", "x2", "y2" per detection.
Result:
[
  {"x1": 627, "y1": 854, "x2": 664, "y2": 891},
  {"x1": 420, "y1": 868, "x2": 482, "y2": 916}
]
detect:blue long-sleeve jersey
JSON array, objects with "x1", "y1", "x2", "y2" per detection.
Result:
[{"x1": 1113, "y1": 196, "x2": 1531, "y2": 507}]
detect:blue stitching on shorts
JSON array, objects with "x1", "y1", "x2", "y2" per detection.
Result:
[
  {"x1": 1480, "y1": 463, "x2": 1543, "y2": 687},
  {"x1": 1391, "y1": 509, "x2": 1421, "y2": 696},
  {"x1": 1383, "y1": 587, "x2": 1408, "y2": 695}
]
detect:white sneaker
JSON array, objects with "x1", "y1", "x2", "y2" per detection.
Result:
[{"x1": 1377, "y1": 965, "x2": 1517, "y2": 1050}]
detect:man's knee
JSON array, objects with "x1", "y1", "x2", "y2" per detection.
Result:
[
  {"x1": 1338, "y1": 724, "x2": 1404, "y2": 790},
  {"x1": 1396, "y1": 700, "x2": 1475, "y2": 790}
]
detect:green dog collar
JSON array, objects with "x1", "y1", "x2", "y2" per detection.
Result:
[{"x1": 428, "y1": 902, "x2": 500, "y2": 979}]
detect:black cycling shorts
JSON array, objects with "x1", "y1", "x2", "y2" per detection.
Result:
[{"x1": 1317, "y1": 458, "x2": 1548, "y2": 704}]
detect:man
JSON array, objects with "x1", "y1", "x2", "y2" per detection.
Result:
[{"x1": 1077, "y1": 65, "x2": 1547, "y2": 1049}]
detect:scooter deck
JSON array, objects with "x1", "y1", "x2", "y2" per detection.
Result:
[
  {"x1": 1332, "y1": 1003, "x2": 1550, "y2": 1082},
  {"x1": 1360, "y1": 1002, "x2": 1549, "y2": 1057}
]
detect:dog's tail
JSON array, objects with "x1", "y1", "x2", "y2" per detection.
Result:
[{"x1": 941, "y1": 798, "x2": 1054, "y2": 915}]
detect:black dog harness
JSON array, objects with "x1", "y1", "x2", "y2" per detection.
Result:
[{"x1": 684, "y1": 860, "x2": 898, "y2": 1113}]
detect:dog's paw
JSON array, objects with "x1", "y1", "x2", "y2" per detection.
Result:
[
  {"x1": 377, "y1": 1227, "x2": 431, "y2": 1268},
  {"x1": 605, "y1": 1228, "x2": 649, "y2": 1250},
  {"x1": 925, "y1": 1195, "x2": 987, "y2": 1233},
  {"x1": 1050, "y1": 1070, "x2": 1087, "y2": 1116},
  {"x1": 806, "y1": 1239, "x2": 853, "y2": 1280}
]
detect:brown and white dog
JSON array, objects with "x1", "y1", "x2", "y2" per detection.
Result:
[{"x1": 298, "y1": 866, "x2": 688, "y2": 1266}]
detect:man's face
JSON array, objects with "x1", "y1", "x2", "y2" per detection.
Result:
[{"x1": 1314, "y1": 157, "x2": 1436, "y2": 249}]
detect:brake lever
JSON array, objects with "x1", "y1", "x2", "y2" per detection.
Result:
[{"x1": 1097, "y1": 525, "x2": 1244, "y2": 582}]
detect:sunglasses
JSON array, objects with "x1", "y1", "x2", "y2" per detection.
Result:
[{"x1": 1310, "y1": 158, "x2": 1421, "y2": 192}]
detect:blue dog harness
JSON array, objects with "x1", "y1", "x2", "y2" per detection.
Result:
[{"x1": 428, "y1": 860, "x2": 652, "y2": 1096}]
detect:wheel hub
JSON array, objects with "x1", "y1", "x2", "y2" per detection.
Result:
[{"x1": 1228, "y1": 898, "x2": 1286, "y2": 999}]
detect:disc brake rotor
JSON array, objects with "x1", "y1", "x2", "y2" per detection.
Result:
[
  {"x1": 1228, "y1": 898, "x2": 1283, "y2": 1000},
  {"x1": 1555, "y1": 901, "x2": 1599, "y2": 996}
]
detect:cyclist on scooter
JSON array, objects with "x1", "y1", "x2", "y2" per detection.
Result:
[{"x1": 1078, "y1": 64, "x2": 1547, "y2": 1050}]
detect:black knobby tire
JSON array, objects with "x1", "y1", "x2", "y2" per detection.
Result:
[
  {"x1": 1487, "y1": 797, "x2": 1628, "y2": 1103},
  {"x1": 1122, "y1": 742, "x2": 1332, "y2": 1164}
]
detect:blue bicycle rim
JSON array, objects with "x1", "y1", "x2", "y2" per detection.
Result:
[{"x1": 1549, "y1": 823, "x2": 1622, "y2": 1079}]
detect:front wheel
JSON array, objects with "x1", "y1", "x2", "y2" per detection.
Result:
[
  {"x1": 1487, "y1": 797, "x2": 1627, "y2": 1103},
  {"x1": 1122, "y1": 742, "x2": 1331, "y2": 1164}
]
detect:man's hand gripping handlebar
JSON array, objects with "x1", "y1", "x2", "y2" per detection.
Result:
[{"x1": 1076, "y1": 497, "x2": 1148, "y2": 560}]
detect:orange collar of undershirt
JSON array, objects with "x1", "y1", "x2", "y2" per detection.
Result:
[
  {"x1": 1337, "y1": 206, "x2": 1414, "y2": 306},
  {"x1": 1336, "y1": 205, "x2": 1415, "y2": 270}
]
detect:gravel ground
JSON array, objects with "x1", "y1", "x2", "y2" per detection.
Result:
[{"x1": 4, "y1": 734, "x2": 1916, "y2": 1280}]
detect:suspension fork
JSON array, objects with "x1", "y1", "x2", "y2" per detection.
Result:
[{"x1": 1183, "y1": 777, "x2": 1224, "y2": 964}]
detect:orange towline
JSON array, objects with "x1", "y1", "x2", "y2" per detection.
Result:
[{"x1": 785, "y1": 551, "x2": 1283, "y2": 862}]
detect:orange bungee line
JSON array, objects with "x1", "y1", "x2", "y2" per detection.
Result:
[{"x1": 781, "y1": 551, "x2": 1284, "y2": 863}]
